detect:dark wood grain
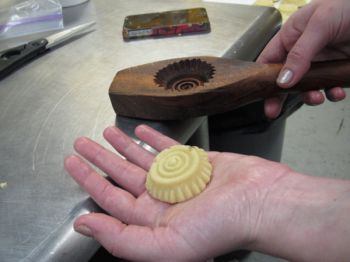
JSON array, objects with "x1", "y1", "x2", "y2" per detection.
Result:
[{"x1": 109, "y1": 56, "x2": 350, "y2": 120}]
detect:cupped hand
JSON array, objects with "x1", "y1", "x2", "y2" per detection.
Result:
[
  {"x1": 64, "y1": 125, "x2": 292, "y2": 261},
  {"x1": 257, "y1": 0, "x2": 349, "y2": 119}
]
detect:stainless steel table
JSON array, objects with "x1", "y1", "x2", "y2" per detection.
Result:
[{"x1": 0, "y1": 1, "x2": 281, "y2": 261}]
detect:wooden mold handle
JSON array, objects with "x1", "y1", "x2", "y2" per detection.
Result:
[{"x1": 285, "y1": 59, "x2": 350, "y2": 92}]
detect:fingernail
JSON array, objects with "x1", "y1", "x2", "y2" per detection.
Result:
[
  {"x1": 277, "y1": 68, "x2": 293, "y2": 86},
  {"x1": 75, "y1": 225, "x2": 92, "y2": 237}
]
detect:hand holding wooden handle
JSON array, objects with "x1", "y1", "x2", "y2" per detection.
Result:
[{"x1": 109, "y1": 56, "x2": 350, "y2": 120}]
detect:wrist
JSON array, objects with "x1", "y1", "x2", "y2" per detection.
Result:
[{"x1": 251, "y1": 172, "x2": 350, "y2": 261}]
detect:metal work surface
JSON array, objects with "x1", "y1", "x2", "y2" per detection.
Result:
[{"x1": 0, "y1": 1, "x2": 280, "y2": 261}]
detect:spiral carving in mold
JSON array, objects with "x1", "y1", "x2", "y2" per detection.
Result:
[
  {"x1": 146, "y1": 145, "x2": 212, "y2": 203},
  {"x1": 154, "y1": 59, "x2": 215, "y2": 91}
]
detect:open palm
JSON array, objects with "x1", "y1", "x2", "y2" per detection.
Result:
[{"x1": 64, "y1": 125, "x2": 291, "y2": 261}]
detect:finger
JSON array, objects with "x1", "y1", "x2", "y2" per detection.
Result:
[
  {"x1": 279, "y1": 3, "x2": 317, "y2": 52},
  {"x1": 74, "y1": 213, "x2": 187, "y2": 261},
  {"x1": 277, "y1": 10, "x2": 329, "y2": 88},
  {"x1": 257, "y1": 3, "x2": 315, "y2": 64},
  {"x1": 74, "y1": 137, "x2": 146, "y2": 196},
  {"x1": 104, "y1": 126, "x2": 155, "y2": 171},
  {"x1": 65, "y1": 155, "x2": 139, "y2": 223},
  {"x1": 135, "y1": 124, "x2": 179, "y2": 152},
  {"x1": 301, "y1": 91, "x2": 325, "y2": 105},
  {"x1": 264, "y1": 96, "x2": 286, "y2": 119},
  {"x1": 257, "y1": 32, "x2": 288, "y2": 64},
  {"x1": 135, "y1": 124, "x2": 220, "y2": 160},
  {"x1": 325, "y1": 87, "x2": 347, "y2": 102}
]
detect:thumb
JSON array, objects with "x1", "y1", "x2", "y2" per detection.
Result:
[{"x1": 277, "y1": 13, "x2": 328, "y2": 88}]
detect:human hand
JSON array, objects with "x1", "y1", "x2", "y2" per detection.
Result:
[
  {"x1": 257, "y1": 0, "x2": 349, "y2": 119},
  {"x1": 64, "y1": 125, "x2": 294, "y2": 261}
]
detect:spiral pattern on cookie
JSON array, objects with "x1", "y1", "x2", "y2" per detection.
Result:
[{"x1": 146, "y1": 145, "x2": 212, "y2": 203}]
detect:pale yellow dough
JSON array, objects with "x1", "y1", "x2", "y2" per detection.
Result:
[{"x1": 146, "y1": 145, "x2": 212, "y2": 204}]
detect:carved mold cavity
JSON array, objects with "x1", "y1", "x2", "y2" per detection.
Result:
[{"x1": 154, "y1": 59, "x2": 215, "y2": 91}]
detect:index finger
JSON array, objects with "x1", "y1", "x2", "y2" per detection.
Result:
[
  {"x1": 136, "y1": 124, "x2": 220, "y2": 160},
  {"x1": 257, "y1": 32, "x2": 288, "y2": 64},
  {"x1": 135, "y1": 125, "x2": 179, "y2": 152},
  {"x1": 104, "y1": 126, "x2": 156, "y2": 171}
]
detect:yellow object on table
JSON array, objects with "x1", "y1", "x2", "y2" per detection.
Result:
[
  {"x1": 146, "y1": 145, "x2": 212, "y2": 204},
  {"x1": 279, "y1": 3, "x2": 298, "y2": 21},
  {"x1": 281, "y1": 0, "x2": 306, "y2": 6},
  {"x1": 255, "y1": 0, "x2": 307, "y2": 22},
  {"x1": 254, "y1": 0, "x2": 275, "y2": 7}
]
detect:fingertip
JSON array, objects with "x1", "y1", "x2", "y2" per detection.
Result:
[
  {"x1": 264, "y1": 106, "x2": 278, "y2": 120},
  {"x1": 64, "y1": 155, "x2": 86, "y2": 179},
  {"x1": 135, "y1": 124, "x2": 153, "y2": 138},
  {"x1": 277, "y1": 68, "x2": 294, "y2": 88},
  {"x1": 74, "y1": 213, "x2": 126, "y2": 241},
  {"x1": 75, "y1": 224, "x2": 93, "y2": 237},
  {"x1": 256, "y1": 55, "x2": 268, "y2": 64},
  {"x1": 74, "y1": 214, "x2": 94, "y2": 237},
  {"x1": 135, "y1": 124, "x2": 150, "y2": 132},
  {"x1": 64, "y1": 155, "x2": 73, "y2": 165},
  {"x1": 278, "y1": 44, "x2": 313, "y2": 88},
  {"x1": 103, "y1": 126, "x2": 115, "y2": 138},
  {"x1": 74, "y1": 137, "x2": 90, "y2": 151},
  {"x1": 74, "y1": 214, "x2": 90, "y2": 227},
  {"x1": 136, "y1": 125, "x2": 173, "y2": 142},
  {"x1": 64, "y1": 155, "x2": 80, "y2": 169},
  {"x1": 325, "y1": 87, "x2": 347, "y2": 102},
  {"x1": 302, "y1": 91, "x2": 325, "y2": 105},
  {"x1": 264, "y1": 98, "x2": 283, "y2": 119}
]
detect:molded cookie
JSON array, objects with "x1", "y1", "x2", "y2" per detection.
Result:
[{"x1": 146, "y1": 145, "x2": 212, "y2": 203}]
